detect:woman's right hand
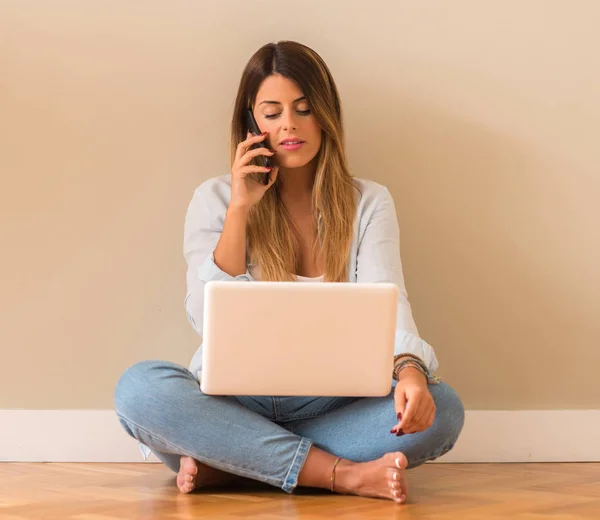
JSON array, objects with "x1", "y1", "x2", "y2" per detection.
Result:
[{"x1": 230, "y1": 132, "x2": 279, "y2": 211}]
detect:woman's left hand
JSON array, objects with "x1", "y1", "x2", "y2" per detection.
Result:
[{"x1": 391, "y1": 368, "x2": 436, "y2": 435}]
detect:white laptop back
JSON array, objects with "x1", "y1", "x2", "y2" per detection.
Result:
[{"x1": 200, "y1": 281, "x2": 398, "y2": 397}]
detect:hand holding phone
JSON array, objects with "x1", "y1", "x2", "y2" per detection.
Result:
[
  {"x1": 229, "y1": 119, "x2": 278, "y2": 210},
  {"x1": 246, "y1": 109, "x2": 273, "y2": 185}
]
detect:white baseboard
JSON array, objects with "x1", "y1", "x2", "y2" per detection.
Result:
[{"x1": 2, "y1": 410, "x2": 599, "y2": 463}]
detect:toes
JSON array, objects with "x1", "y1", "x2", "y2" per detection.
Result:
[
  {"x1": 385, "y1": 452, "x2": 408, "y2": 471},
  {"x1": 181, "y1": 480, "x2": 196, "y2": 493},
  {"x1": 386, "y1": 453, "x2": 409, "y2": 503},
  {"x1": 391, "y1": 489, "x2": 406, "y2": 503},
  {"x1": 389, "y1": 475, "x2": 407, "y2": 503},
  {"x1": 177, "y1": 466, "x2": 197, "y2": 493},
  {"x1": 180, "y1": 455, "x2": 199, "y2": 475},
  {"x1": 393, "y1": 452, "x2": 408, "y2": 470},
  {"x1": 391, "y1": 489, "x2": 406, "y2": 501}
]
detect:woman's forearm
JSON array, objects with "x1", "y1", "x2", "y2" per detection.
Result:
[{"x1": 213, "y1": 206, "x2": 250, "y2": 277}]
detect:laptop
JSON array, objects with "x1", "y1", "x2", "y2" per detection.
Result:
[{"x1": 200, "y1": 281, "x2": 398, "y2": 397}]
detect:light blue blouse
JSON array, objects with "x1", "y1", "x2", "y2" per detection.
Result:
[{"x1": 183, "y1": 175, "x2": 439, "y2": 378}]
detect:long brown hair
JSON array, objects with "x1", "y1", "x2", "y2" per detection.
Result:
[{"x1": 230, "y1": 41, "x2": 358, "y2": 282}]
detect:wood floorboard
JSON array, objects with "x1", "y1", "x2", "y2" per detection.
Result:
[{"x1": 1, "y1": 463, "x2": 598, "y2": 519}]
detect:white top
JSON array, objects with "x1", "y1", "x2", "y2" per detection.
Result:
[
  {"x1": 184, "y1": 175, "x2": 439, "y2": 377},
  {"x1": 248, "y1": 264, "x2": 325, "y2": 283},
  {"x1": 296, "y1": 274, "x2": 325, "y2": 282}
]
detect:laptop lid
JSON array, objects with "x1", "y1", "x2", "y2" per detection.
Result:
[{"x1": 200, "y1": 281, "x2": 398, "y2": 397}]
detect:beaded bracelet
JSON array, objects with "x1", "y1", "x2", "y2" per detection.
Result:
[
  {"x1": 392, "y1": 354, "x2": 442, "y2": 384},
  {"x1": 394, "y1": 360, "x2": 426, "y2": 381},
  {"x1": 393, "y1": 352, "x2": 429, "y2": 367},
  {"x1": 392, "y1": 355, "x2": 428, "y2": 378},
  {"x1": 395, "y1": 359, "x2": 426, "y2": 377}
]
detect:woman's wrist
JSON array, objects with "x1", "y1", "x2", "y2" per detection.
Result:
[
  {"x1": 392, "y1": 354, "x2": 443, "y2": 385},
  {"x1": 396, "y1": 365, "x2": 428, "y2": 385},
  {"x1": 226, "y1": 204, "x2": 251, "y2": 219},
  {"x1": 393, "y1": 355, "x2": 430, "y2": 384}
]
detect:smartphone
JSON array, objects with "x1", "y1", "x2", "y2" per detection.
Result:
[{"x1": 246, "y1": 108, "x2": 272, "y2": 185}]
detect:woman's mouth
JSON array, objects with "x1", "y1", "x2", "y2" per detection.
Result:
[{"x1": 280, "y1": 140, "x2": 305, "y2": 151}]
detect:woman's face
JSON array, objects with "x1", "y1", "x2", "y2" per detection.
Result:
[{"x1": 253, "y1": 74, "x2": 322, "y2": 170}]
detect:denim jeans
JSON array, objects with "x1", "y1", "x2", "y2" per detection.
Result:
[{"x1": 114, "y1": 360, "x2": 465, "y2": 494}]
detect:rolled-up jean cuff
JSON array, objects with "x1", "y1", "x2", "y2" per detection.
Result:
[{"x1": 282, "y1": 437, "x2": 313, "y2": 493}]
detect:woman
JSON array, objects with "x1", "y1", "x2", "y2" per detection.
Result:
[{"x1": 114, "y1": 41, "x2": 464, "y2": 505}]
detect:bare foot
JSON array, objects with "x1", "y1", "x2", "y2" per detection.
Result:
[
  {"x1": 176, "y1": 455, "x2": 239, "y2": 493},
  {"x1": 333, "y1": 452, "x2": 409, "y2": 504}
]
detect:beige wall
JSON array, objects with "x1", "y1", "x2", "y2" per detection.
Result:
[{"x1": 1, "y1": 1, "x2": 598, "y2": 410}]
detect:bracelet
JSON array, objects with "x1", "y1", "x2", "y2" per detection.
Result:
[
  {"x1": 330, "y1": 456, "x2": 342, "y2": 492},
  {"x1": 392, "y1": 355, "x2": 428, "y2": 379},
  {"x1": 396, "y1": 362, "x2": 427, "y2": 380},
  {"x1": 395, "y1": 359, "x2": 425, "y2": 375},
  {"x1": 393, "y1": 352, "x2": 428, "y2": 368},
  {"x1": 394, "y1": 360, "x2": 427, "y2": 380},
  {"x1": 392, "y1": 354, "x2": 443, "y2": 384}
]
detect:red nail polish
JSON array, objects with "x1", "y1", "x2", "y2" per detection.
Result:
[
  {"x1": 260, "y1": 131, "x2": 268, "y2": 136},
  {"x1": 396, "y1": 430, "x2": 405, "y2": 436},
  {"x1": 390, "y1": 428, "x2": 396, "y2": 434},
  {"x1": 397, "y1": 412, "x2": 402, "y2": 420}
]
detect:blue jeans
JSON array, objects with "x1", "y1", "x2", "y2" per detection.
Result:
[{"x1": 114, "y1": 360, "x2": 464, "y2": 494}]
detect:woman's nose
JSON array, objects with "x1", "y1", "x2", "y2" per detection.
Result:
[{"x1": 281, "y1": 109, "x2": 297, "y2": 131}]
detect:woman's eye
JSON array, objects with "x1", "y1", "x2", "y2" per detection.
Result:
[{"x1": 264, "y1": 109, "x2": 311, "y2": 120}]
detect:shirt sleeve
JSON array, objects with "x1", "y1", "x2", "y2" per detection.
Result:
[
  {"x1": 183, "y1": 181, "x2": 254, "y2": 336},
  {"x1": 355, "y1": 186, "x2": 439, "y2": 373}
]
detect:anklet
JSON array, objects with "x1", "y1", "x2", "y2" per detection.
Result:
[{"x1": 330, "y1": 456, "x2": 342, "y2": 492}]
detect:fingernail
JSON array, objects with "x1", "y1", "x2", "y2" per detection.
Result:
[
  {"x1": 390, "y1": 428, "x2": 396, "y2": 434},
  {"x1": 260, "y1": 131, "x2": 268, "y2": 136},
  {"x1": 396, "y1": 430, "x2": 404, "y2": 436},
  {"x1": 397, "y1": 412, "x2": 402, "y2": 420}
]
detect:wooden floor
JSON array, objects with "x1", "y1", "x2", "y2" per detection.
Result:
[{"x1": 1, "y1": 462, "x2": 599, "y2": 519}]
